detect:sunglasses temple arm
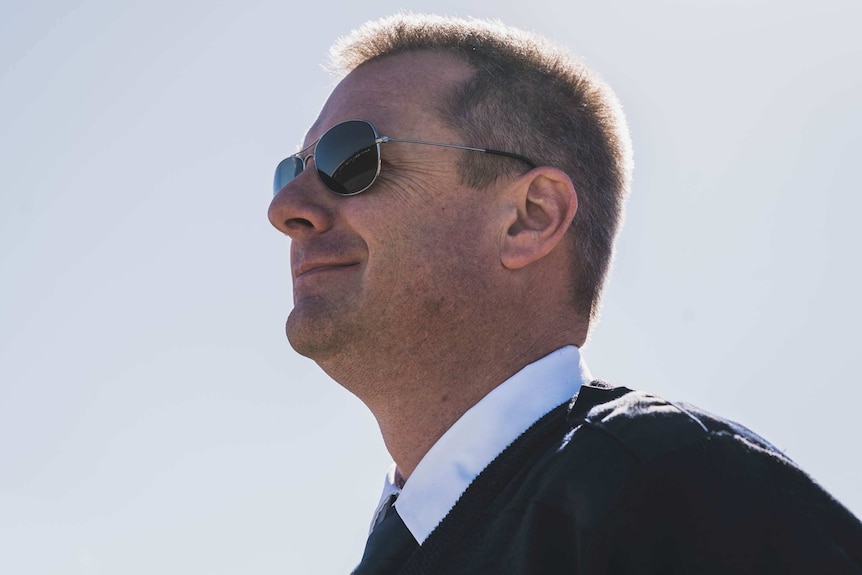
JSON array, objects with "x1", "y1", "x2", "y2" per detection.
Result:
[{"x1": 377, "y1": 137, "x2": 536, "y2": 169}]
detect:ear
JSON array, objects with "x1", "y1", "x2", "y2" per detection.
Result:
[{"x1": 500, "y1": 167, "x2": 578, "y2": 270}]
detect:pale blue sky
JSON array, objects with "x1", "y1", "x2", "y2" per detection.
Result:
[{"x1": 1, "y1": 1, "x2": 860, "y2": 573}]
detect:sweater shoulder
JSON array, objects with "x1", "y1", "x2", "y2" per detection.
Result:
[
  {"x1": 514, "y1": 382, "x2": 803, "y2": 530},
  {"x1": 564, "y1": 381, "x2": 789, "y2": 465}
]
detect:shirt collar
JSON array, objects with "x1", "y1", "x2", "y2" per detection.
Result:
[{"x1": 369, "y1": 345, "x2": 590, "y2": 543}]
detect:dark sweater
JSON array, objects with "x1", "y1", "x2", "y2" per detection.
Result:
[{"x1": 395, "y1": 382, "x2": 862, "y2": 574}]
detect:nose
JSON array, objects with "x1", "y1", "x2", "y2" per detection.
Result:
[{"x1": 268, "y1": 163, "x2": 334, "y2": 239}]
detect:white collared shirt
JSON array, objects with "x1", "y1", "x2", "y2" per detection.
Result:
[{"x1": 368, "y1": 345, "x2": 591, "y2": 543}]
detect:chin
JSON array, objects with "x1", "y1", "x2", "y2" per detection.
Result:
[{"x1": 285, "y1": 308, "x2": 347, "y2": 363}]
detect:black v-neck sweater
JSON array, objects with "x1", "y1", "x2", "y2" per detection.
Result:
[{"x1": 391, "y1": 382, "x2": 862, "y2": 574}]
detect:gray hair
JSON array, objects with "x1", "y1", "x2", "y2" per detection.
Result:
[{"x1": 330, "y1": 14, "x2": 633, "y2": 324}]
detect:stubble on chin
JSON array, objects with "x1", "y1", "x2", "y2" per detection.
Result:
[
  {"x1": 285, "y1": 296, "x2": 358, "y2": 364},
  {"x1": 287, "y1": 302, "x2": 331, "y2": 359}
]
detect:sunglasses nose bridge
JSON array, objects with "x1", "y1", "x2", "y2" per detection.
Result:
[
  {"x1": 290, "y1": 153, "x2": 316, "y2": 183},
  {"x1": 303, "y1": 153, "x2": 319, "y2": 179}
]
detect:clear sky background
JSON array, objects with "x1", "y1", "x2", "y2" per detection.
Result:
[{"x1": 1, "y1": 0, "x2": 860, "y2": 573}]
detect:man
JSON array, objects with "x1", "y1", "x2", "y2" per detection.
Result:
[{"x1": 268, "y1": 14, "x2": 862, "y2": 574}]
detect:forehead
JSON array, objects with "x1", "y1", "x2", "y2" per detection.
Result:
[{"x1": 305, "y1": 51, "x2": 474, "y2": 146}]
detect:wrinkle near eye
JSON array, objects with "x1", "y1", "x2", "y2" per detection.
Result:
[{"x1": 376, "y1": 155, "x2": 455, "y2": 201}]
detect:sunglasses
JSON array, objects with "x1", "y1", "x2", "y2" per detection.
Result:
[{"x1": 273, "y1": 119, "x2": 536, "y2": 197}]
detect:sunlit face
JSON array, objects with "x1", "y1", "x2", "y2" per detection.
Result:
[{"x1": 268, "y1": 52, "x2": 504, "y2": 378}]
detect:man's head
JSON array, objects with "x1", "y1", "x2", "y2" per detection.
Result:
[
  {"x1": 329, "y1": 14, "x2": 633, "y2": 323},
  {"x1": 268, "y1": 15, "x2": 632, "y2": 392}
]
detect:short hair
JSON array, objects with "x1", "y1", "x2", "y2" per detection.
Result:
[{"x1": 330, "y1": 14, "x2": 633, "y2": 324}]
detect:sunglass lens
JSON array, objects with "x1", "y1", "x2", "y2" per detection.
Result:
[
  {"x1": 315, "y1": 120, "x2": 380, "y2": 195},
  {"x1": 273, "y1": 156, "x2": 304, "y2": 195}
]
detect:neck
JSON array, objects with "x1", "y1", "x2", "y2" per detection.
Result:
[
  {"x1": 324, "y1": 333, "x2": 578, "y2": 480},
  {"x1": 316, "y1": 274, "x2": 588, "y2": 480}
]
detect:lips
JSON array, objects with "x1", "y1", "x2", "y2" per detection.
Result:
[
  {"x1": 293, "y1": 260, "x2": 359, "y2": 280},
  {"x1": 291, "y1": 239, "x2": 363, "y2": 282}
]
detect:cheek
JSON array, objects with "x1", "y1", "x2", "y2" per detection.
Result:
[
  {"x1": 353, "y1": 190, "x2": 499, "y2": 295},
  {"x1": 396, "y1": 218, "x2": 496, "y2": 297}
]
